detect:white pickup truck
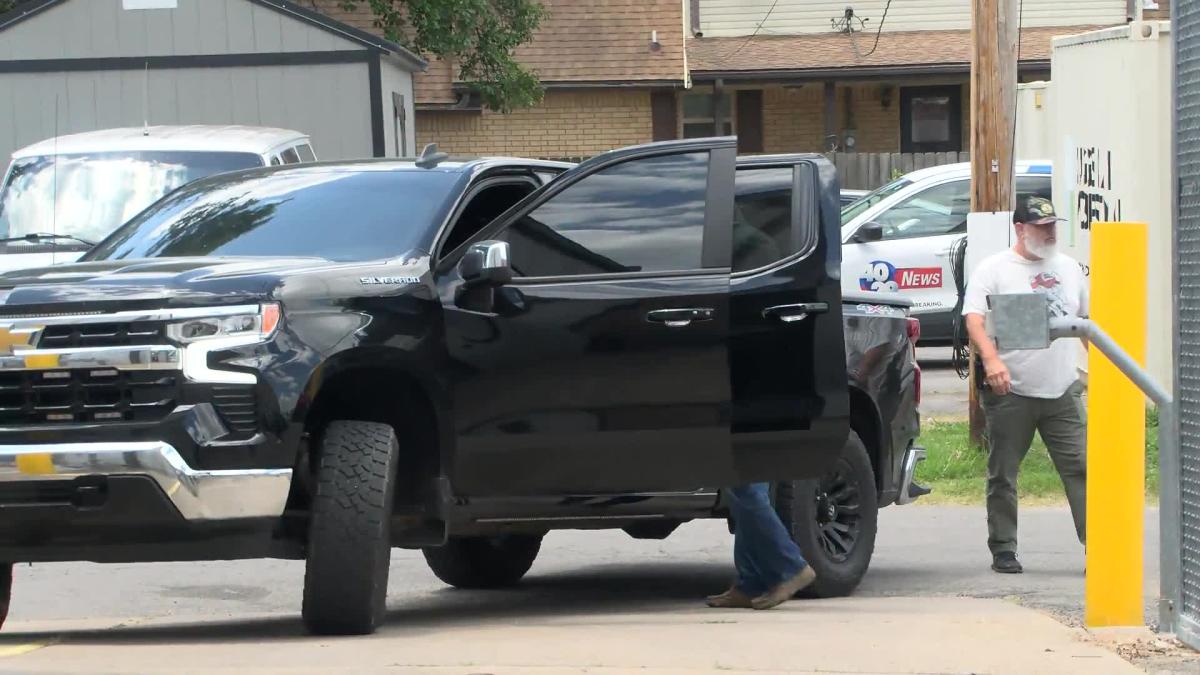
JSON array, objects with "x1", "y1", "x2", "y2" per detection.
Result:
[{"x1": 0, "y1": 125, "x2": 315, "y2": 274}]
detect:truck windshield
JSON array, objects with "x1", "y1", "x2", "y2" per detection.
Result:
[
  {"x1": 840, "y1": 177, "x2": 912, "y2": 226},
  {"x1": 0, "y1": 151, "x2": 263, "y2": 250},
  {"x1": 85, "y1": 168, "x2": 459, "y2": 262}
]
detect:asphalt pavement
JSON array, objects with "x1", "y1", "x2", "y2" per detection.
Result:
[
  {"x1": 917, "y1": 346, "x2": 970, "y2": 420},
  {"x1": 0, "y1": 505, "x2": 1182, "y2": 673}
]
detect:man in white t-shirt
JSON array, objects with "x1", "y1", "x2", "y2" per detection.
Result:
[{"x1": 962, "y1": 197, "x2": 1088, "y2": 574}]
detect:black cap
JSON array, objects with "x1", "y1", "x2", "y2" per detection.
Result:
[{"x1": 1013, "y1": 196, "x2": 1064, "y2": 225}]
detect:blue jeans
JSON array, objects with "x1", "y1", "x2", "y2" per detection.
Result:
[{"x1": 728, "y1": 483, "x2": 809, "y2": 596}]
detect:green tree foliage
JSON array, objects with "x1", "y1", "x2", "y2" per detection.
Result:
[{"x1": 340, "y1": 0, "x2": 546, "y2": 112}]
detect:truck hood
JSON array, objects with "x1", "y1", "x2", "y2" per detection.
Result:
[{"x1": 0, "y1": 257, "x2": 342, "y2": 309}]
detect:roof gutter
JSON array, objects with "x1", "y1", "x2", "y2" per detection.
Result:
[
  {"x1": 248, "y1": 0, "x2": 427, "y2": 71},
  {"x1": 0, "y1": 0, "x2": 63, "y2": 32},
  {"x1": 689, "y1": 59, "x2": 1051, "y2": 82}
]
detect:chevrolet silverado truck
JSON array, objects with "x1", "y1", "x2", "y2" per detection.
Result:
[{"x1": 0, "y1": 139, "x2": 924, "y2": 635}]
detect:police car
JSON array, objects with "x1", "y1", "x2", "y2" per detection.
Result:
[{"x1": 840, "y1": 161, "x2": 1053, "y2": 344}]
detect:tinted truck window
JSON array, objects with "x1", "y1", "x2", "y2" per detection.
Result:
[
  {"x1": 86, "y1": 169, "x2": 459, "y2": 262},
  {"x1": 504, "y1": 152, "x2": 709, "y2": 277},
  {"x1": 734, "y1": 167, "x2": 791, "y2": 272}
]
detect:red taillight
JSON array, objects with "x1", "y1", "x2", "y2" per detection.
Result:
[{"x1": 906, "y1": 317, "x2": 921, "y2": 345}]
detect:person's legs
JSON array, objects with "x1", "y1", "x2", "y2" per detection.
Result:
[
  {"x1": 1036, "y1": 380, "x2": 1088, "y2": 545},
  {"x1": 983, "y1": 390, "x2": 1038, "y2": 559},
  {"x1": 723, "y1": 484, "x2": 775, "y2": 597},
  {"x1": 706, "y1": 506, "x2": 766, "y2": 608},
  {"x1": 722, "y1": 483, "x2": 815, "y2": 609}
]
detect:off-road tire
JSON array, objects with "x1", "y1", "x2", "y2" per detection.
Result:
[
  {"x1": 775, "y1": 431, "x2": 878, "y2": 598},
  {"x1": 302, "y1": 421, "x2": 399, "y2": 635},
  {"x1": 423, "y1": 535, "x2": 543, "y2": 589}
]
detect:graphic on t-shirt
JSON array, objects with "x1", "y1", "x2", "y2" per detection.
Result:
[
  {"x1": 1029, "y1": 271, "x2": 1069, "y2": 316},
  {"x1": 859, "y1": 260, "x2": 942, "y2": 292}
]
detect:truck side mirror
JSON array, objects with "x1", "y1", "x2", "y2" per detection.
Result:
[
  {"x1": 459, "y1": 240, "x2": 512, "y2": 287},
  {"x1": 854, "y1": 222, "x2": 884, "y2": 243}
]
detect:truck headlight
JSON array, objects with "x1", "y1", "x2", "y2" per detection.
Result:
[
  {"x1": 172, "y1": 304, "x2": 281, "y2": 384},
  {"x1": 166, "y1": 304, "x2": 281, "y2": 344}
]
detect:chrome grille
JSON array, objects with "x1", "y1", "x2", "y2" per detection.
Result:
[
  {"x1": 37, "y1": 321, "x2": 167, "y2": 349},
  {"x1": 0, "y1": 369, "x2": 179, "y2": 425}
]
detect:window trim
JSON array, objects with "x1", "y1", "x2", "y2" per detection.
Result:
[
  {"x1": 434, "y1": 174, "x2": 542, "y2": 263},
  {"x1": 510, "y1": 267, "x2": 727, "y2": 286},
  {"x1": 900, "y1": 85, "x2": 963, "y2": 154},
  {"x1": 730, "y1": 161, "x2": 822, "y2": 278},
  {"x1": 295, "y1": 143, "x2": 317, "y2": 163},
  {"x1": 279, "y1": 147, "x2": 302, "y2": 165},
  {"x1": 437, "y1": 141, "x2": 737, "y2": 280},
  {"x1": 679, "y1": 90, "x2": 735, "y2": 139}
]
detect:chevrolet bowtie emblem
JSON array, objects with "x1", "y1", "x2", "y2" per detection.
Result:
[{"x1": 0, "y1": 324, "x2": 42, "y2": 356}]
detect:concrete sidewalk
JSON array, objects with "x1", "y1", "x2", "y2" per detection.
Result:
[{"x1": 0, "y1": 596, "x2": 1140, "y2": 674}]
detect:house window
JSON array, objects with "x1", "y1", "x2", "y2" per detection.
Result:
[
  {"x1": 681, "y1": 91, "x2": 733, "y2": 138},
  {"x1": 900, "y1": 85, "x2": 963, "y2": 153}
]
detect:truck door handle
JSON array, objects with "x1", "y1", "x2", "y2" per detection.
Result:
[
  {"x1": 935, "y1": 247, "x2": 953, "y2": 257},
  {"x1": 763, "y1": 302, "x2": 829, "y2": 323},
  {"x1": 646, "y1": 307, "x2": 713, "y2": 328}
]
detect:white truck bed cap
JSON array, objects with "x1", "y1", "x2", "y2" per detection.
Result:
[{"x1": 12, "y1": 125, "x2": 309, "y2": 159}]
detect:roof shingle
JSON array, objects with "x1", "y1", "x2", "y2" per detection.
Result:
[
  {"x1": 309, "y1": 0, "x2": 685, "y2": 104},
  {"x1": 688, "y1": 25, "x2": 1110, "y2": 77}
]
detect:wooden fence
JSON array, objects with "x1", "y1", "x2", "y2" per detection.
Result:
[{"x1": 827, "y1": 152, "x2": 971, "y2": 190}]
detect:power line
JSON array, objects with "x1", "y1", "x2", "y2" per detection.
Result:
[
  {"x1": 722, "y1": 0, "x2": 782, "y2": 62},
  {"x1": 1009, "y1": 0, "x2": 1025, "y2": 170},
  {"x1": 860, "y1": 0, "x2": 895, "y2": 57}
]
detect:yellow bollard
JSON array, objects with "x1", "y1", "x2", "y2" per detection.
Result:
[{"x1": 1085, "y1": 221, "x2": 1147, "y2": 627}]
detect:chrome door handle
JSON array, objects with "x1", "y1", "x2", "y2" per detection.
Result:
[
  {"x1": 646, "y1": 307, "x2": 714, "y2": 328},
  {"x1": 763, "y1": 302, "x2": 829, "y2": 323}
]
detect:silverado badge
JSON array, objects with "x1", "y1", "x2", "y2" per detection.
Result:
[{"x1": 359, "y1": 276, "x2": 421, "y2": 286}]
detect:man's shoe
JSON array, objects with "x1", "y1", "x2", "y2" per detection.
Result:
[
  {"x1": 992, "y1": 552, "x2": 1023, "y2": 574},
  {"x1": 751, "y1": 566, "x2": 817, "y2": 610},
  {"x1": 706, "y1": 587, "x2": 754, "y2": 608}
]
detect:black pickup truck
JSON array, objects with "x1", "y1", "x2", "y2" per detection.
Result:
[{"x1": 0, "y1": 138, "x2": 923, "y2": 635}]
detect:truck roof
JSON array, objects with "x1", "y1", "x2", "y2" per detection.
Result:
[
  {"x1": 900, "y1": 160, "x2": 1054, "y2": 183},
  {"x1": 11, "y1": 125, "x2": 311, "y2": 159},
  {"x1": 214, "y1": 156, "x2": 576, "y2": 176}
]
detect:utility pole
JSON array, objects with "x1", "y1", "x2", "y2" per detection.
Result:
[{"x1": 968, "y1": 0, "x2": 1020, "y2": 446}]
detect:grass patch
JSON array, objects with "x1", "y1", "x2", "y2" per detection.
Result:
[{"x1": 915, "y1": 411, "x2": 1160, "y2": 505}]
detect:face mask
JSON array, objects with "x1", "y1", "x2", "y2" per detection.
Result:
[{"x1": 1022, "y1": 232, "x2": 1056, "y2": 260}]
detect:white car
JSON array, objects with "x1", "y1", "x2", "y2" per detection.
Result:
[
  {"x1": 840, "y1": 161, "x2": 1053, "y2": 344},
  {"x1": 0, "y1": 125, "x2": 316, "y2": 274}
]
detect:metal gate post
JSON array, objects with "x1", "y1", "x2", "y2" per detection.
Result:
[{"x1": 1174, "y1": 0, "x2": 1200, "y2": 648}]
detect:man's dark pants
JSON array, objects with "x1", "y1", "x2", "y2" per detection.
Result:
[{"x1": 981, "y1": 380, "x2": 1087, "y2": 555}]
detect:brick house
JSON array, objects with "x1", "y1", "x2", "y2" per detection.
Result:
[
  {"x1": 312, "y1": 0, "x2": 1130, "y2": 159},
  {"x1": 684, "y1": 0, "x2": 1129, "y2": 155},
  {"x1": 312, "y1": 0, "x2": 688, "y2": 159}
]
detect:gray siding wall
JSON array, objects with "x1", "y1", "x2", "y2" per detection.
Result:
[
  {"x1": 0, "y1": 62, "x2": 374, "y2": 161},
  {"x1": 0, "y1": 0, "x2": 363, "y2": 60},
  {"x1": 379, "y1": 56, "x2": 415, "y2": 157},
  {"x1": 698, "y1": 0, "x2": 1126, "y2": 36}
]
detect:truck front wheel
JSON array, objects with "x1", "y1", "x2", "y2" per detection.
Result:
[
  {"x1": 775, "y1": 431, "x2": 878, "y2": 598},
  {"x1": 423, "y1": 535, "x2": 543, "y2": 589},
  {"x1": 302, "y1": 421, "x2": 400, "y2": 636}
]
